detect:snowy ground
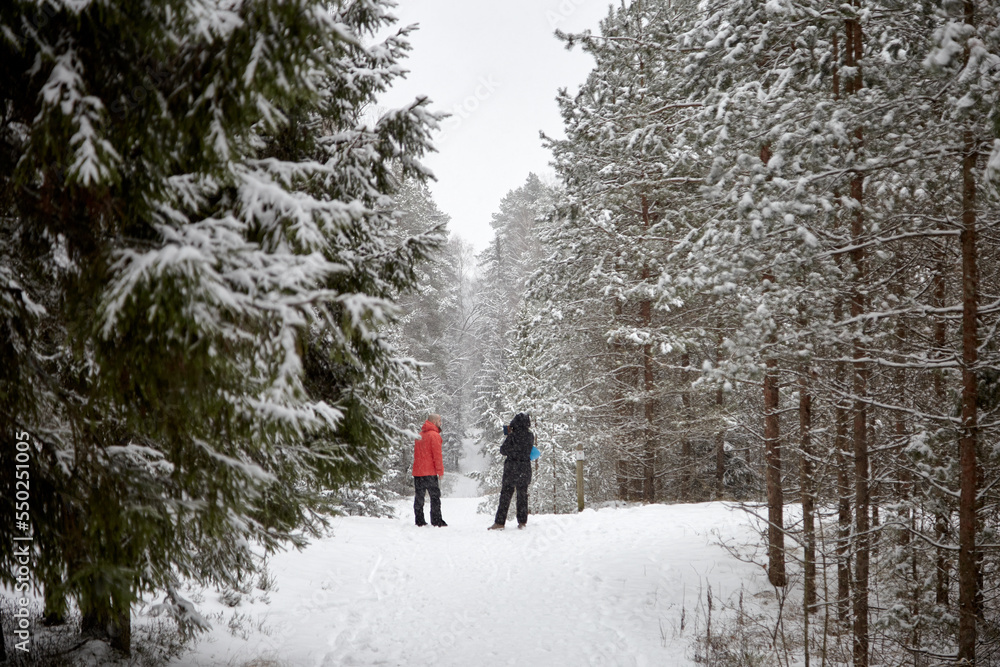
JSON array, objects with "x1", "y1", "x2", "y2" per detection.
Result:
[
  {"x1": 165, "y1": 437, "x2": 771, "y2": 666},
  {"x1": 169, "y1": 495, "x2": 769, "y2": 667}
]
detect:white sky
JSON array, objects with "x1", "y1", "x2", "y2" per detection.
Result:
[{"x1": 379, "y1": 0, "x2": 613, "y2": 251}]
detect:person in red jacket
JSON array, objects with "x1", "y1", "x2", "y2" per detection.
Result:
[{"x1": 413, "y1": 413, "x2": 447, "y2": 527}]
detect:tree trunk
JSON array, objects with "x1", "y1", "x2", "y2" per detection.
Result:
[
  {"x1": 681, "y1": 351, "x2": 694, "y2": 500},
  {"x1": 764, "y1": 354, "x2": 786, "y2": 588},
  {"x1": 835, "y1": 387, "x2": 852, "y2": 628},
  {"x1": 845, "y1": 10, "x2": 869, "y2": 666},
  {"x1": 850, "y1": 219, "x2": 871, "y2": 667},
  {"x1": 715, "y1": 363, "x2": 726, "y2": 499},
  {"x1": 613, "y1": 301, "x2": 633, "y2": 502},
  {"x1": 640, "y1": 195, "x2": 656, "y2": 504},
  {"x1": 616, "y1": 459, "x2": 625, "y2": 501},
  {"x1": 111, "y1": 592, "x2": 131, "y2": 655},
  {"x1": 799, "y1": 371, "x2": 816, "y2": 612},
  {"x1": 759, "y1": 140, "x2": 785, "y2": 588},
  {"x1": 956, "y1": 124, "x2": 979, "y2": 667},
  {"x1": 849, "y1": 171, "x2": 871, "y2": 667},
  {"x1": 831, "y1": 12, "x2": 852, "y2": 633},
  {"x1": 80, "y1": 590, "x2": 132, "y2": 656},
  {"x1": 833, "y1": 287, "x2": 852, "y2": 629},
  {"x1": 936, "y1": 512, "x2": 951, "y2": 605},
  {"x1": 933, "y1": 246, "x2": 952, "y2": 607},
  {"x1": 43, "y1": 582, "x2": 68, "y2": 626},
  {"x1": 642, "y1": 337, "x2": 655, "y2": 503},
  {"x1": 893, "y1": 262, "x2": 918, "y2": 651}
]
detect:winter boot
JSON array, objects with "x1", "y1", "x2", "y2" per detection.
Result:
[
  {"x1": 432, "y1": 520, "x2": 448, "y2": 527},
  {"x1": 517, "y1": 523, "x2": 526, "y2": 530},
  {"x1": 487, "y1": 523, "x2": 504, "y2": 531}
]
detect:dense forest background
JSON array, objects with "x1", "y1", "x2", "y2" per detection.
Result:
[{"x1": 379, "y1": 1, "x2": 1000, "y2": 664}]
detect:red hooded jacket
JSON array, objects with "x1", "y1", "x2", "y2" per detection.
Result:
[{"x1": 413, "y1": 420, "x2": 444, "y2": 477}]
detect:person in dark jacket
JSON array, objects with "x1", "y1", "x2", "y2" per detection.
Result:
[
  {"x1": 488, "y1": 412, "x2": 534, "y2": 530},
  {"x1": 413, "y1": 414, "x2": 447, "y2": 527}
]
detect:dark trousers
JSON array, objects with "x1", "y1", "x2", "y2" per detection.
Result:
[
  {"x1": 495, "y1": 479, "x2": 528, "y2": 526},
  {"x1": 413, "y1": 476, "x2": 443, "y2": 526}
]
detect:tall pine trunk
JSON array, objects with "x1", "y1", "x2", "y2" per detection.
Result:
[
  {"x1": 893, "y1": 259, "x2": 919, "y2": 650},
  {"x1": 613, "y1": 302, "x2": 633, "y2": 501},
  {"x1": 799, "y1": 368, "x2": 816, "y2": 665},
  {"x1": 835, "y1": 376, "x2": 853, "y2": 629},
  {"x1": 843, "y1": 9, "x2": 870, "y2": 666},
  {"x1": 640, "y1": 194, "x2": 656, "y2": 504},
  {"x1": 799, "y1": 370, "x2": 816, "y2": 612},
  {"x1": 956, "y1": 0, "x2": 980, "y2": 659},
  {"x1": 933, "y1": 245, "x2": 952, "y2": 606},
  {"x1": 715, "y1": 343, "x2": 726, "y2": 499},
  {"x1": 681, "y1": 351, "x2": 694, "y2": 500},
  {"x1": 956, "y1": 121, "x2": 979, "y2": 667},
  {"x1": 830, "y1": 28, "x2": 852, "y2": 630},
  {"x1": 764, "y1": 354, "x2": 785, "y2": 588},
  {"x1": 760, "y1": 142, "x2": 786, "y2": 589},
  {"x1": 642, "y1": 334, "x2": 655, "y2": 503}
]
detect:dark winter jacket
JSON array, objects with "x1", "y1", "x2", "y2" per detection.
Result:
[
  {"x1": 500, "y1": 412, "x2": 534, "y2": 486},
  {"x1": 413, "y1": 420, "x2": 444, "y2": 477}
]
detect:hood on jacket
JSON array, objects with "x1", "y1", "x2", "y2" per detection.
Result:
[
  {"x1": 421, "y1": 420, "x2": 440, "y2": 433},
  {"x1": 510, "y1": 412, "x2": 530, "y2": 432}
]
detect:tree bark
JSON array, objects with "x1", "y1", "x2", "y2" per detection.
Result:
[
  {"x1": 799, "y1": 371, "x2": 816, "y2": 612},
  {"x1": 956, "y1": 125, "x2": 979, "y2": 667},
  {"x1": 43, "y1": 583, "x2": 68, "y2": 626},
  {"x1": 845, "y1": 10, "x2": 870, "y2": 665},
  {"x1": 850, "y1": 233, "x2": 870, "y2": 667},
  {"x1": 830, "y1": 9, "x2": 852, "y2": 633},
  {"x1": 715, "y1": 360, "x2": 726, "y2": 499},
  {"x1": 681, "y1": 351, "x2": 694, "y2": 500},
  {"x1": 613, "y1": 301, "x2": 633, "y2": 502},
  {"x1": 764, "y1": 353, "x2": 786, "y2": 588},
  {"x1": 642, "y1": 335, "x2": 655, "y2": 503},
  {"x1": 111, "y1": 592, "x2": 131, "y2": 655},
  {"x1": 932, "y1": 246, "x2": 952, "y2": 606},
  {"x1": 81, "y1": 593, "x2": 131, "y2": 656},
  {"x1": 640, "y1": 194, "x2": 656, "y2": 504},
  {"x1": 759, "y1": 140, "x2": 785, "y2": 588},
  {"x1": 835, "y1": 374, "x2": 852, "y2": 629}
]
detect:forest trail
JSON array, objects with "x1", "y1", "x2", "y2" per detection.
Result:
[
  {"x1": 442, "y1": 435, "x2": 486, "y2": 498},
  {"x1": 170, "y1": 498, "x2": 766, "y2": 666}
]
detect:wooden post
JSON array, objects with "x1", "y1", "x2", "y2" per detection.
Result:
[{"x1": 576, "y1": 443, "x2": 585, "y2": 512}]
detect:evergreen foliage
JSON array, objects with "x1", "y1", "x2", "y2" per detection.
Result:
[
  {"x1": 483, "y1": 0, "x2": 1000, "y2": 661},
  {"x1": 470, "y1": 174, "x2": 560, "y2": 510},
  {"x1": 0, "y1": 0, "x2": 441, "y2": 652}
]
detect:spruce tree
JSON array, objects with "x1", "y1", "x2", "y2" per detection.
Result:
[{"x1": 0, "y1": 0, "x2": 440, "y2": 652}]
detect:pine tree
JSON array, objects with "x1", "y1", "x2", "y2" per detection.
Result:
[{"x1": 525, "y1": 0, "x2": 1000, "y2": 661}]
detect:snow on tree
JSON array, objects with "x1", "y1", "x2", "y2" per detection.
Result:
[
  {"x1": 0, "y1": 0, "x2": 441, "y2": 652},
  {"x1": 538, "y1": 0, "x2": 729, "y2": 505},
  {"x1": 375, "y1": 176, "x2": 478, "y2": 497},
  {"x1": 471, "y1": 174, "x2": 558, "y2": 509},
  {"x1": 514, "y1": 0, "x2": 1000, "y2": 662}
]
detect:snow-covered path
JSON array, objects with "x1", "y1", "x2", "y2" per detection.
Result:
[
  {"x1": 171, "y1": 498, "x2": 767, "y2": 667},
  {"x1": 443, "y1": 435, "x2": 486, "y2": 497}
]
